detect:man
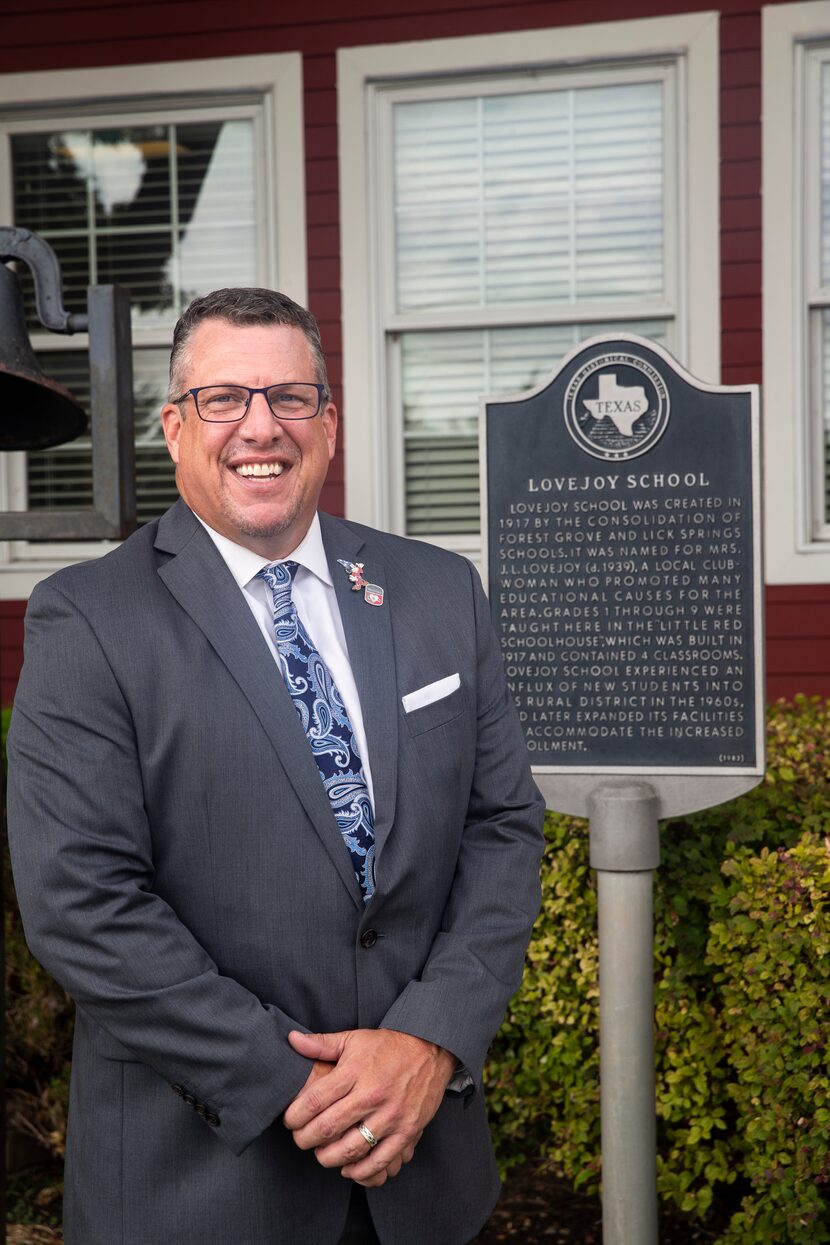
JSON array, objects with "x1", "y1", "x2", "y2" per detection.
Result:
[{"x1": 8, "y1": 288, "x2": 545, "y2": 1245}]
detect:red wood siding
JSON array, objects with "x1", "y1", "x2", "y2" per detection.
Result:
[
  {"x1": 304, "y1": 50, "x2": 343, "y2": 491},
  {"x1": 720, "y1": 9, "x2": 762, "y2": 387},
  {"x1": 766, "y1": 586, "x2": 830, "y2": 701},
  {"x1": 0, "y1": 602, "x2": 25, "y2": 707},
  {"x1": 0, "y1": 0, "x2": 826, "y2": 704}
]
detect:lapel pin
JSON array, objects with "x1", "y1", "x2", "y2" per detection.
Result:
[
  {"x1": 337, "y1": 559, "x2": 384, "y2": 606},
  {"x1": 337, "y1": 558, "x2": 367, "y2": 591}
]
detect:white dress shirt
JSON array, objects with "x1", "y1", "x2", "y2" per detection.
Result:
[{"x1": 195, "y1": 512, "x2": 375, "y2": 809}]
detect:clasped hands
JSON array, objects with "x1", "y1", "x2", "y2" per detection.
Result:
[{"x1": 283, "y1": 1028, "x2": 456, "y2": 1187}]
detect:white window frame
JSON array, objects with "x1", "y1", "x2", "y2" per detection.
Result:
[
  {"x1": 763, "y1": 1, "x2": 830, "y2": 583},
  {"x1": 338, "y1": 13, "x2": 720, "y2": 562},
  {"x1": 0, "y1": 52, "x2": 305, "y2": 599}
]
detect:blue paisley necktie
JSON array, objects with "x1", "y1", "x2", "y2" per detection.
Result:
[{"x1": 258, "y1": 561, "x2": 375, "y2": 901}]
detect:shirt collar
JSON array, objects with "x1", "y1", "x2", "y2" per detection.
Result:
[{"x1": 193, "y1": 510, "x2": 333, "y2": 591}]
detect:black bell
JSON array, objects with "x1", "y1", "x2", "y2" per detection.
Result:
[{"x1": 0, "y1": 261, "x2": 87, "y2": 451}]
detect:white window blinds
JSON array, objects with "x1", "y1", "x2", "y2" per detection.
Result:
[
  {"x1": 385, "y1": 73, "x2": 673, "y2": 538},
  {"x1": 394, "y1": 83, "x2": 664, "y2": 314}
]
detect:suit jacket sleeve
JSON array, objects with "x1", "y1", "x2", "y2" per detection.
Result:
[
  {"x1": 379, "y1": 559, "x2": 546, "y2": 1085},
  {"x1": 6, "y1": 580, "x2": 313, "y2": 1157}
]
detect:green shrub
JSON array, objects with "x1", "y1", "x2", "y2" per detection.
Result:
[
  {"x1": 485, "y1": 695, "x2": 830, "y2": 1242},
  {"x1": 485, "y1": 812, "x2": 600, "y2": 1184},
  {"x1": 708, "y1": 838, "x2": 830, "y2": 1242}
]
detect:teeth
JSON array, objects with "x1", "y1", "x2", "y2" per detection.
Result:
[{"x1": 234, "y1": 463, "x2": 284, "y2": 478}]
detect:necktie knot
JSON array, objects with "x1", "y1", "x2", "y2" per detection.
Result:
[{"x1": 259, "y1": 561, "x2": 300, "y2": 623}]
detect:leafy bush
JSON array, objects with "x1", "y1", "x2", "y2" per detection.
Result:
[
  {"x1": 709, "y1": 838, "x2": 830, "y2": 1242},
  {"x1": 486, "y1": 695, "x2": 830, "y2": 1242}
]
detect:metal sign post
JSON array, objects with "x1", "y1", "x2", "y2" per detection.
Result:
[
  {"x1": 589, "y1": 782, "x2": 659, "y2": 1245},
  {"x1": 481, "y1": 335, "x2": 764, "y2": 1244}
]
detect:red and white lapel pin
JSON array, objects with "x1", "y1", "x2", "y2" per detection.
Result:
[{"x1": 337, "y1": 559, "x2": 384, "y2": 607}]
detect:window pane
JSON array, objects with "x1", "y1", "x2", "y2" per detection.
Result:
[
  {"x1": 96, "y1": 229, "x2": 175, "y2": 319},
  {"x1": 823, "y1": 309, "x2": 830, "y2": 525},
  {"x1": 12, "y1": 131, "x2": 90, "y2": 232},
  {"x1": 394, "y1": 81, "x2": 664, "y2": 312},
  {"x1": 810, "y1": 59, "x2": 830, "y2": 531},
  {"x1": 401, "y1": 320, "x2": 668, "y2": 535},
  {"x1": 88, "y1": 127, "x2": 173, "y2": 229},
  {"x1": 12, "y1": 113, "x2": 261, "y2": 525},
  {"x1": 27, "y1": 348, "x2": 177, "y2": 525},
  {"x1": 822, "y1": 62, "x2": 830, "y2": 286},
  {"x1": 11, "y1": 118, "x2": 258, "y2": 332},
  {"x1": 176, "y1": 119, "x2": 258, "y2": 308}
]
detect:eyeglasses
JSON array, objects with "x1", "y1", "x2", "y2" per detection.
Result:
[{"x1": 173, "y1": 383, "x2": 327, "y2": 423}]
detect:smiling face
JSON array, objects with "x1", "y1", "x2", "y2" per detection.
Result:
[{"x1": 161, "y1": 319, "x2": 337, "y2": 559}]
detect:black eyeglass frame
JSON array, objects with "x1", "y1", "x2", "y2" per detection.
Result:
[{"x1": 173, "y1": 382, "x2": 328, "y2": 422}]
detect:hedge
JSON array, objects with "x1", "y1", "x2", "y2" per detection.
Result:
[
  {"x1": 4, "y1": 698, "x2": 830, "y2": 1240},
  {"x1": 485, "y1": 695, "x2": 830, "y2": 1243}
]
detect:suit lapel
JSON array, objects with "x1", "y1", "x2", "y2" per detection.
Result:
[
  {"x1": 155, "y1": 503, "x2": 363, "y2": 908},
  {"x1": 320, "y1": 514, "x2": 399, "y2": 864}
]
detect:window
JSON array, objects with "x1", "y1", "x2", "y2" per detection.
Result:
[
  {"x1": 0, "y1": 53, "x2": 304, "y2": 598},
  {"x1": 806, "y1": 45, "x2": 830, "y2": 540},
  {"x1": 339, "y1": 14, "x2": 719, "y2": 559},
  {"x1": 763, "y1": 1, "x2": 830, "y2": 583}
]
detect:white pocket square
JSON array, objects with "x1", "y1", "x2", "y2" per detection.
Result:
[{"x1": 402, "y1": 673, "x2": 461, "y2": 714}]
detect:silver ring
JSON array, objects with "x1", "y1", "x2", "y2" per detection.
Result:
[{"x1": 356, "y1": 1121, "x2": 378, "y2": 1148}]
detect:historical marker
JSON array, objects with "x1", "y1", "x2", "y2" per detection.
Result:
[
  {"x1": 481, "y1": 334, "x2": 764, "y2": 778},
  {"x1": 481, "y1": 333, "x2": 765, "y2": 1245}
]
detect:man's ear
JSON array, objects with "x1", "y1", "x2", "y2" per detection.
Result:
[
  {"x1": 160, "y1": 403, "x2": 183, "y2": 465},
  {"x1": 322, "y1": 401, "x2": 338, "y2": 463}
]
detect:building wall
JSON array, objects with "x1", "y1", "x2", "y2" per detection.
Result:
[
  {"x1": 766, "y1": 586, "x2": 830, "y2": 699},
  {"x1": 0, "y1": 0, "x2": 827, "y2": 703},
  {"x1": 0, "y1": 601, "x2": 25, "y2": 707}
]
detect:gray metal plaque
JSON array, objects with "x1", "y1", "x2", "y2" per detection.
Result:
[{"x1": 481, "y1": 335, "x2": 764, "y2": 784}]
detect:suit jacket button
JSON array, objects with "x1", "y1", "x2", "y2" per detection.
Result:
[
  {"x1": 194, "y1": 1103, "x2": 207, "y2": 1118},
  {"x1": 183, "y1": 1093, "x2": 196, "y2": 1106},
  {"x1": 360, "y1": 929, "x2": 378, "y2": 949},
  {"x1": 171, "y1": 1084, "x2": 185, "y2": 1097},
  {"x1": 205, "y1": 1113, "x2": 220, "y2": 1127}
]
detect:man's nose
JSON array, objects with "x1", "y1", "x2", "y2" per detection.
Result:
[{"x1": 239, "y1": 390, "x2": 283, "y2": 440}]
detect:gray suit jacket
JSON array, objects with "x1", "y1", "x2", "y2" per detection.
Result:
[{"x1": 7, "y1": 501, "x2": 545, "y2": 1245}]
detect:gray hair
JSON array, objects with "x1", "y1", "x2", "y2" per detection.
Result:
[{"x1": 168, "y1": 287, "x2": 330, "y2": 402}]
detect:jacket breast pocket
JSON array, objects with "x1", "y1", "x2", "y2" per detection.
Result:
[{"x1": 403, "y1": 684, "x2": 464, "y2": 737}]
